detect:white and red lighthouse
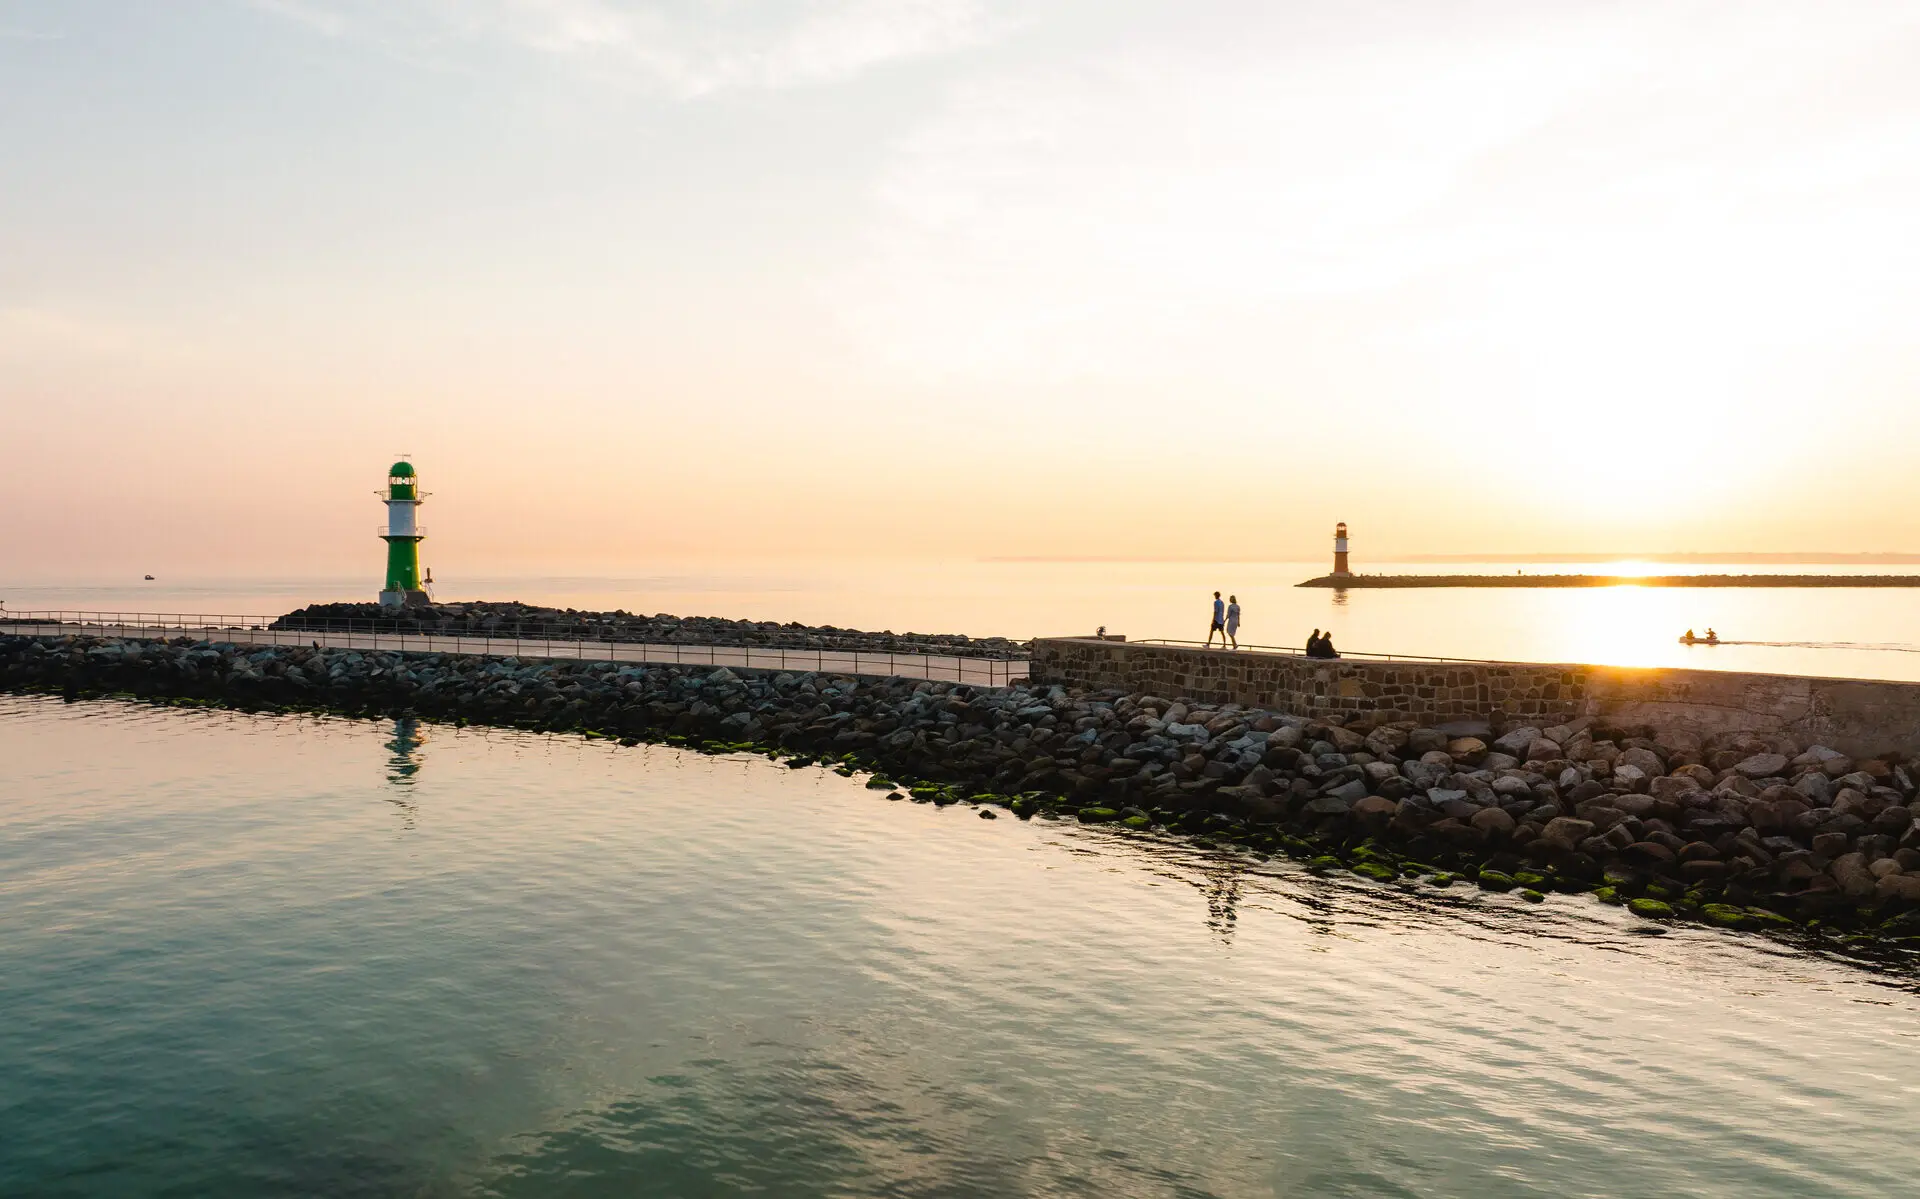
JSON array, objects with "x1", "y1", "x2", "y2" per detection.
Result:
[{"x1": 1332, "y1": 522, "x2": 1351, "y2": 577}]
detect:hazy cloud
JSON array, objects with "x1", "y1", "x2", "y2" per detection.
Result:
[
  {"x1": 245, "y1": 0, "x2": 1012, "y2": 94},
  {"x1": 836, "y1": 0, "x2": 1920, "y2": 406}
]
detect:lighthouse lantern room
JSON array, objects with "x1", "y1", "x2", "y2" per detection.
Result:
[
  {"x1": 1332, "y1": 522, "x2": 1351, "y2": 577},
  {"x1": 378, "y1": 458, "x2": 430, "y2": 608}
]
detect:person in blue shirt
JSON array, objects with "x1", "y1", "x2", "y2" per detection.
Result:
[{"x1": 1206, "y1": 591, "x2": 1227, "y2": 647}]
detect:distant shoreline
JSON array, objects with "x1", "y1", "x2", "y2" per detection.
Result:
[{"x1": 1297, "y1": 574, "x2": 1920, "y2": 589}]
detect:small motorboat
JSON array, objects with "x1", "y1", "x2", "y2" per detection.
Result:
[{"x1": 143, "y1": 574, "x2": 155, "y2": 581}]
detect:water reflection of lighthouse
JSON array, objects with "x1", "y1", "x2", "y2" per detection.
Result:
[
  {"x1": 386, "y1": 717, "x2": 426, "y2": 787},
  {"x1": 384, "y1": 717, "x2": 426, "y2": 830}
]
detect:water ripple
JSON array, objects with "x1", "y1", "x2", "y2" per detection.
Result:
[{"x1": 3, "y1": 694, "x2": 1919, "y2": 1197}]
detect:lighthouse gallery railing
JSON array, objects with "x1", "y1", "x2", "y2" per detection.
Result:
[{"x1": 0, "y1": 609, "x2": 1029, "y2": 687}]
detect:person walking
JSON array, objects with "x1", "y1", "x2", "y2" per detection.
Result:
[
  {"x1": 1225, "y1": 595, "x2": 1241, "y2": 649},
  {"x1": 1207, "y1": 591, "x2": 1227, "y2": 647}
]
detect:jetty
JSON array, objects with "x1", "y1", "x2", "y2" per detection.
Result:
[
  {"x1": 1296, "y1": 574, "x2": 1920, "y2": 588},
  {"x1": 14, "y1": 624, "x2": 1920, "y2": 941},
  {"x1": 1298, "y1": 522, "x2": 1920, "y2": 587}
]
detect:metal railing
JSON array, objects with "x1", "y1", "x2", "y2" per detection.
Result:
[
  {"x1": 1130, "y1": 637, "x2": 1490, "y2": 665},
  {"x1": 0, "y1": 609, "x2": 1030, "y2": 687}
]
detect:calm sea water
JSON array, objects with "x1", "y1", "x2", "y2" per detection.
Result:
[
  {"x1": 5, "y1": 695, "x2": 1920, "y2": 1197},
  {"x1": 9, "y1": 558, "x2": 1920, "y2": 681}
]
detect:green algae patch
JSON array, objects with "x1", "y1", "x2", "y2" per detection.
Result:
[
  {"x1": 1628, "y1": 898, "x2": 1675, "y2": 920},
  {"x1": 1351, "y1": 862, "x2": 1398, "y2": 883},
  {"x1": 1702, "y1": 904, "x2": 1753, "y2": 929},
  {"x1": 1120, "y1": 815, "x2": 1152, "y2": 830},
  {"x1": 1426, "y1": 873, "x2": 1456, "y2": 887},
  {"x1": 1746, "y1": 908, "x2": 1796, "y2": 929},
  {"x1": 1306, "y1": 855, "x2": 1341, "y2": 874},
  {"x1": 1477, "y1": 870, "x2": 1517, "y2": 893},
  {"x1": 1512, "y1": 871, "x2": 1548, "y2": 888},
  {"x1": 1594, "y1": 887, "x2": 1623, "y2": 905},
  {"x1": 1077, "y1": 807, "x2": 1119, "y2": 823},
  {"x1": 1520, "y1": 889, "x2": 1545, "y2": 903}
]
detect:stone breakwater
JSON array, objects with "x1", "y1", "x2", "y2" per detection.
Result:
[
  {"x1": 273, "y1": 602, "x2": 1027, "y2": 660},
  {"x1": 1032, "y1": 637, "x2": 1920, "y2": 758},
  {"x1": 13, "y1": 631, "x2": 1920, "y2": 944},
  {"x1": 1296, "y1": 574, "x2": 1920, "y2": 588}
]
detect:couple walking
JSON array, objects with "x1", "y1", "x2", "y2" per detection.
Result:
[{"x1": 1206, "y1": 591, "x2": 1241, "y2": 649}]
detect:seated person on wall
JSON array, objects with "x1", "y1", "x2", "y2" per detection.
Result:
[{"x1": 1304, "y1": 631, "x2": 1339, "y2": 659}]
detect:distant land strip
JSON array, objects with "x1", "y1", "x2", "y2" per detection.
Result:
[{"x1": 1296, "y1": 574, "x2": 1920, "y2": 589}]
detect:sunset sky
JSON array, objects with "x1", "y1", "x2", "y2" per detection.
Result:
[{"x1": 6, "y1": 0, "x2": 1920, "y2": 577}]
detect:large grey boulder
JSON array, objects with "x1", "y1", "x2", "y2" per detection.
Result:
[
  {"x1": 1736, "y1": 753, "x2": 1789, "y2": 780},
  {"x1": 1493, "y1": 727, "x2": 1540, "y2": 757},
  {"x1": 1831, "y1": 852, "x2": 1878, "y2": 901},
  {"x1": 1540, "y1": 817, "x2": 1596, "y2": 851},
  {"x1": 1619, "y1": 747, "x2": 1667, "y2": 778},
  {"x1": 1470, "y1": 806, "x2": 1515, "y2": 837}
]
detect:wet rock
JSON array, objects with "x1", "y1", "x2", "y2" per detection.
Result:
[
  {"x1": 1540, "y1": 817, "x2": 1595, "y2": 852},
  {"x1": 1352, "y1": 795, "x2": 1398, "y2": 823},
  {"x1": 1877, "y1": 874, "x2": 1920, "y2": 904},
  {"x1": 1622, "y1": 841, "x2": 1676, "y2": 869},
  {"x1": 1470, "y1": 806, "x2": 1515, "y2": 839},
  {"x1": 1831, "y1": 852, "x2": 1878, "y2": 901}
]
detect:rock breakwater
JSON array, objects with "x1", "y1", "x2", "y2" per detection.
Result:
[
  {"x1": 13, "y1": 631, "x2": 1920, "y2": 944},
  {"x1": 272, "y1": 602, "x2": 1027, "y2": 659}
]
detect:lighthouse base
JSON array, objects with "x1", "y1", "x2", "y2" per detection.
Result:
[{"x1": 379, "y1": 589, "x2": 433, "y2": 610}]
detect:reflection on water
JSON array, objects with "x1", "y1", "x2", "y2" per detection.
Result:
[
  {"x1": 385, "y1": 716, "x2": 425, "y2": 829},
  {"x1": 386, "y1": 716, "x2": 426, "y2": 786},
  {"x1": 8, "y1": 695, "x2": 1920, "y2": 1197}
]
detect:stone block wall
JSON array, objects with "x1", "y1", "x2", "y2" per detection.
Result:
[{"x1": 1029, "y1": 638, "x2": 1920, "y2": 757}]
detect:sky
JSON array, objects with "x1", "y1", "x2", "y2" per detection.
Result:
[{"x1": 5, "y1": 0, "x2": 1920, "y2": 578}]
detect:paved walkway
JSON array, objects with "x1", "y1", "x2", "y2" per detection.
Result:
[{"x1": 3, "y1": 620, "x2": 1028, "y2": 688}]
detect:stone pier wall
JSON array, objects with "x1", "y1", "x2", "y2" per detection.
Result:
[{"x1": 1029, "y1": 638, "x2": 1920, "y2": 758}]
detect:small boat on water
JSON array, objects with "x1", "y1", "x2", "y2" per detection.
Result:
[{"x1": 1679, "y1": 630, "x2": 1720, "y2": 645}]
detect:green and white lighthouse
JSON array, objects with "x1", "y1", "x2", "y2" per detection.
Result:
[{"x1": 377, "y1": 458, "x2": 430, "y2": 608}]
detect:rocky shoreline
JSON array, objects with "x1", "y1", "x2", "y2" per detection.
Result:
[
  {"x1": 272, "y1": 602, "x2": 1028, "y2": 659},
  {"x1": 11, "y1": 630, "x2": 1920, "y2": 946}
]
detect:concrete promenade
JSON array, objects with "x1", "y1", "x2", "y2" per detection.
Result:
[{"x1": 3, "y1": 619, "x2": 1027, "y2": 688}]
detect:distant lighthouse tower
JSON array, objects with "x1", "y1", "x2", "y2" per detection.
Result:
[
  {"x1": 1332, "y1": 522, "x2": 1351, "y2": 577},
  {"x1": 377, "y1": 458, "x2": 430, "y2": 608}
]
